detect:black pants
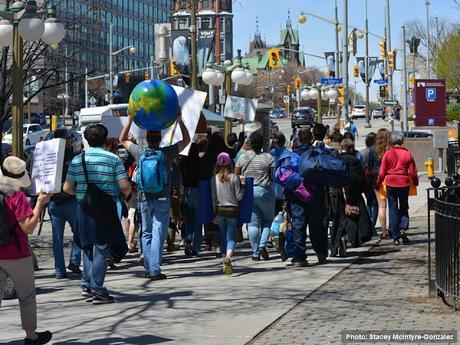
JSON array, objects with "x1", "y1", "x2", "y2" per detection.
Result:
[{"x1": 289, "y1": 195, "x2": 328, "y2": 262}]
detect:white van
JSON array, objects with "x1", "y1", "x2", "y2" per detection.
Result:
[{"x1": 77, "y1": 104, "x2": 128, "y2": 135}]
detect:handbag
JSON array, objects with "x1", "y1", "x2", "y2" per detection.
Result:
[
  {"x1": 80, "y1": 152, "x2": 119, "y2": 226},
  {"x1": 343, "y1": 188, "x2": 360, "y2": 218}
]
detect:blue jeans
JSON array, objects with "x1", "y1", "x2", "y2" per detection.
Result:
[
  {"x1": 81, "y1": 244, "x2": 110, "y2": 296},
  {"x1": 387, "y1": 186, "x2": 409, "y2": 240},
  {"x1": 290, "y1": 194, "x2": 328, "y2": 262},
  {"x1": 184, "y1": 187, "x2": 202, "y2": 252},
  {"x1": 248, "y1": 186, "x2": 275, "y2": 257},
  {"x1": 48, "y1": 200, "x2": 81, "y2": 277},
  {"x1": 139, "y1": 198, "x2": 170, "y2": 276},
  {"x1": 218, "y1": 216, "x2": 238, "y2": 254},
  {"x1": 366, "y1": 190, "x2": 378, "y2": 227}
]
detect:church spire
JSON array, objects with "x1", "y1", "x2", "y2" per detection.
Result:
[
  {"x1": 255, "y1": 16, "x2": 260, "y2": 36},
  {"x1": 286, "y1": 8, "x2": 292, "y2": 27}
]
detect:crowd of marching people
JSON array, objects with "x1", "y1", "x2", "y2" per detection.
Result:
[{"x1": 0, "y1": 114, "x2": 419, "y2": 345}]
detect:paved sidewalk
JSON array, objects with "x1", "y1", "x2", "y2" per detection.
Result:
[
  {"x1": 2, "y1": 222, "x2": 381, "y2": 345},
  {"x1": 250, "y1": 218, "x2": 460, "y2": 345}
]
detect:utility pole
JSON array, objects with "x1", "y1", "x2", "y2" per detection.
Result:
[
  {"x1": 402, "y1": 25, "x2": 409, "y2": 131},
  {"x1": 425, "y1": 0, "x2": 431, "y2": 78},
  {"x1": 334, "y1": 0, "x2": 340, "y2": 78},
  {"x1": 385, "y1": 0, "x2": 394, "y2": 100},
  {"x1": 64, "y1": 45, "x2": 69, "y2": 119},
  {"x1": 109, "y1": 23, "x2": 113, "y2": 104},
  {"x1": 342, "y1": 0, "x2": 350, "y2": 120},
  {"x1": 364, "y1": 0, "x2": 371, "y2": 128},
  {"x1": 85, "y1": 67, "x2": 88, "y2": 108},
  {"x1": 190, "y1": 0, "x2": 198, "y2": 89}
]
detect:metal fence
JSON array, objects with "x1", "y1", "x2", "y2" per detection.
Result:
[{"x1": 428, "y1": 182, "x2": 460, "y2": 309}]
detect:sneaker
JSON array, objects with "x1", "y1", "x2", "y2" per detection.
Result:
[
  {"x1": 92, "y1": 293, "x2": 115, "y2": 305},
  {"x1": 223, "y1": 257, "x2": 233, "y2": 275},
  {"x1": 393, "y1": 239, "x2": 401, "y2": 246},
  {"x1": 24, "y1": 331, "x2": 52, "y2": 345},
  {"x1": 81, "y1": 286, "x2": 92, "y2": 298},
  {"x1": 251, "y1": 255, "x2": 261, "y2": 261},
  {"x1": 260, "y1": 247, "x2": 270, "y2": 261},
  {"x1": 291, "y1": 260, "x2": 308, "y2": 268},
  {"x1": 278, "y1": 233, "x2": 288, "y2": 262},
  {"x1": 184, "y1": 242, "x2": 193, "y2": 256},
  {"x1": 317, "y1": 255, "x2": 328, "y2": 265},
  {"x1": 55, "y1": 274, "x2": 67, "y2": 280},
  {"x1": 150, "y1": 273, "x2": 167, "y2": 281},
  {"x1": 338, "y1": 239, "x2": 347, "y2": 257},
  {"x1": 67, "y1": 264, "x2": 82, "y2": 275},
  {"x1": 400, "y1": 231, "x2": 410, "y2": 245}
]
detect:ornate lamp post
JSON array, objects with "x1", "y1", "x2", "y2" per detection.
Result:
[
  {"x1": 301, "y1": 83, "x2": 338, "y2": 124},
  {"x1": 0, "y1": 1, "x2": 66, "y2": 158},
  {"x1": 203, "y1": 51, "x2": 254, "y2": 142}
]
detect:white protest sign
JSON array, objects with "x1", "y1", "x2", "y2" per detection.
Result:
[
  {"x1": 31, "y1": 138, "x2": 66, "y2": 194},
  {"x1": 102, "y1": 115, "x2": 147, "y2": 139},
  {"x1": 224, "y1": 96, "x2": 258, "y2": 122},
  {"x1": 161, "y1": 86, "x2": 207, "y2": 155}
]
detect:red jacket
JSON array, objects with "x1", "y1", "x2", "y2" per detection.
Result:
[{"x1": 377, "y1": 146, "x2": 418, "y2": 188}]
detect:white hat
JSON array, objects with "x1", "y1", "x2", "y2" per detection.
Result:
[{"x1": 0, "y1": 156, "x2": 31, "y2": 188}]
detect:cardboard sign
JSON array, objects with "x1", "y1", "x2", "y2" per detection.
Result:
[
  {"x1": 224, "y1": 96, "x2": 258, "y2": 122},
  {"x1": 31, "y1": 138, "x2": 66, "y2": 194},
  {"x1": 161, "y1": 86, "x2": 207, "y2": 155},
  {"x1": 414, "y1": 79, "x2": 446, "y2": 127}
]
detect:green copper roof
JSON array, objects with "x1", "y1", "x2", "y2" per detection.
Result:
[{"x1": 279, "y1": 26, "x2": 299, "y2": 46}]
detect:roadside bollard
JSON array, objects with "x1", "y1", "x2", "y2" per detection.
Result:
[{"x1": 425, "y1": 157, "x2": 434, "y2": 179}]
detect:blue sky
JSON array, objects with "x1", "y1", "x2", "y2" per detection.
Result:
[{"x1": 232, "y1": 0, "x2": 459, "y2": 101}]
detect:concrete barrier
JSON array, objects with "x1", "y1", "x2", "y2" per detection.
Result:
[{"x1": 404, "y1": 137, "x2": 445, "y2": 173}]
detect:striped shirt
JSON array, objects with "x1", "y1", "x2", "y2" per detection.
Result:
[
  {"x1": 236, "y1": 151, "x2": 275, "y2": 187},
  {"x1": 67, "y1": 147, "x2": 127, "y2": 201}
]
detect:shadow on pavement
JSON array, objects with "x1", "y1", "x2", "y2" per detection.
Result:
[{"x1": 51, "y1": 335, "x2": 173, "y2": 344}]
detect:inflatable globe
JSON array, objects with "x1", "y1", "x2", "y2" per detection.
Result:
[{"x1": 128, "y1": 79, "x2": 179, "y2": 131}]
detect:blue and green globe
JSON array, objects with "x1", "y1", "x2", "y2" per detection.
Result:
[{"x1": 128, "y1": 79, "x2": 179, "y2": 131}]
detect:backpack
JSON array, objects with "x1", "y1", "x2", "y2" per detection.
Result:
[
  {"x1": 273, "y1": 151, "x2": 315, "y2": 203},
  {"x1": 0, "y1": 193, "x2": 20, "y2": 249},
  {"x1": 136, "y1": 148, "x2": 168, "y2": 194},
  {"x1": 299, "y1": 146, "x2": 350, "y2": 187}
]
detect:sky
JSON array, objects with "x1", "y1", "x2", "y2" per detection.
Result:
[{"x1": 232, "y1": 0, "x2": 459, "y2": 101}]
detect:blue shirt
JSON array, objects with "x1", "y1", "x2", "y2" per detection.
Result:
[{"x1": 67, "y1": 147, "x2": 127, "y2": 201}]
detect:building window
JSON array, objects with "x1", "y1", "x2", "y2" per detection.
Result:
[
  {"x1": 178, "y1": 18, "x2": 188, "y2": 29},
  {"x1": 200, "y1": 17, "x2": 211, "y2": 29}
]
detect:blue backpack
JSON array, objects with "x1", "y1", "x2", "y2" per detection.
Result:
[
  {"x1": 136, "y1": 149, "x2": 168, "y2": 194},
  {"x1": 299, "y1": 146, "x2": 350, "y2": 187}
]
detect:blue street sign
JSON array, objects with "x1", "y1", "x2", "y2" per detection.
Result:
[
  {"x1": 374, "y1": 79, "x2": 389, "y2": 85},
  {"x1": 426, "y1": 88, "x2": 436, "y2": 101},
  {"x1": 321, "y1": 78, "x2": 343, "y2": 85}
]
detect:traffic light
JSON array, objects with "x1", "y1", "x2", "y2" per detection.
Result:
[
  {"x1": 338, "y1": 86, "x2": 345, "y2": 105},
  {"x1": 327, "y1": 70, "x2": 333, "y2": 78},
  {"x1": 353, "y1": 65, "x2": 359, "y2": 78},
  {"x1": 287, "y1": 84, "x2": 292, "y2": 94},
  {"x1": 379, "y1": 40, "x2": 387, "y2": 58},
  {"x1": 294, "y1": 77, "x2": 301, "y2": 90},
  {"x1": 268, "y1": 48, "x2": 280, "y2": 69},
  {"x1": 379, "y1": 85, "x2": 387, "y2": 98},
  {"x1": 144, "y1": 71, "x2": 150, "y2": 80},
  {"x1": 124, "y1": 72, "x2": 130, "y2": 83},
  {"x1": 348, "y1": 29, "x2": 357, "y2": 55},
  {"x1": 388, "y1": 50, "x2": 396, "y2": 70},
  {"x1": 170, "y1": 59, "x2": 179, "y2": 76}
]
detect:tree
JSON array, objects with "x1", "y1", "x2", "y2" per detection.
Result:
[{"x1": 435, "y1": 30, "x2": 460, "y2": 90}]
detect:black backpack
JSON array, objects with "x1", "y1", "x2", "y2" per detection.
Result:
[{"x1": 0, "y1": 193, "x2": 20, "y2": 248}]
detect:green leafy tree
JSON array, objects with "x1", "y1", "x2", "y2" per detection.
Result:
[{"x1": 435, "y1": 31, "x2": 460, "y2": 90}]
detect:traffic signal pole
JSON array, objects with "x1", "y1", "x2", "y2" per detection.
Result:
[
  {"x1": 190, "y1": 0, "x2": 198, "y2": 89},
  {"x1": 364, "y1": 0, "x2": 371, "y2": 128},
  {"x1": 402, "y1": 25, "x2": 409, "y2": 131},
  {"x1": 342, "y1": 0, "x2": 350, "y2": 121},
  {"x1": 385, "y1": 0, "x2": 394, "y2": 100}
]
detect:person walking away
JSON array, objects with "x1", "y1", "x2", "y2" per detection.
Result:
[
  {"x1": 288, "y1": 127, "x2": 328, "y2": 266},
  {"x1": 235, "y1": 131, "x2": 275, "y2": 261},
  {"x1": 64, "y1": 124, "x2": 132, "y2": 304},
  {"x1": 212, "y1": 152, "x2": 244, "y2": 274},
  {"x1": 270, "y1": 132, "x2": 287, "y2": 212},
  {"x1": 47, "y1": 129, "x2": 82, "y2": 279},
  {"x1": 377, "y1": 131, "x2": 418, "y2": 245},
  {"x1": 330, "y1": 139, "x2": 374, "y2": 257},
  {"x1": 369, "y1": 129, "x2": 391, "y2": 238},
  {"x1": 179, "y1": 141, "x2": 202, "y2": 256},
  {"x1": 119, "y1": 115, "x2": 190, "y2": 279},
  {"x1": 360, "y1": 132, "x2": 378, "y2": 227},
  {"x1": 0, "y1": 156, "x2": 53, "y2": 345}
]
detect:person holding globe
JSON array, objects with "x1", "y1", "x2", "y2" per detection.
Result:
[{"x1": 119, "y1": 80, "x2": 190, "y2": 280}]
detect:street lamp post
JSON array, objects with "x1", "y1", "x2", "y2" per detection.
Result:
[
  {"x1": 301, "y1": 84, "x2": 338, "y2": 124},
  {"x1": 342, "y1": 0, "x2": 350, "y2": 121},
  {"x1": 0, "y1": 1, "x2": 66, "y2": 158},
  {"x1": 364, "y1": 0, "x2": 371, "y2": 128},
  {"x1": 202, "y1": 51, "x2": 254, "y2": 142},
  {"x1": 109, "y1": 23, "x2": 136, "y2": 104}
]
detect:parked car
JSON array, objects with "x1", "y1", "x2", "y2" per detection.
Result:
[
  {"x1": 44, "y1": 129, "x2": 84, "y2": 154},
  {"x1": 402, "y1": 131, "x2": 433, "y2": 138},
  {"x1": 291, "y1": 107, "x2": 316, "y2": 128},
  {"x1": 351, "y1": 105, "x2": 367, "y2": 119},
  {"x1": 3, "y1": 124, "x2": 46, "y2": 146},
  {"x1": 270, "y1": 109, "x2": 282, "y2": 119},
  {"x1": 277, "y1": 108, "x2": 288, "y2": 118},
  {"x1": 371, "y1": 107, "x2": 385, "y2": 119}
]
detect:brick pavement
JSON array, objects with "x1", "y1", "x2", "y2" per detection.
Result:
[{"x1": 249, "y1": 218, "x2": 460, "y2": 345}]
